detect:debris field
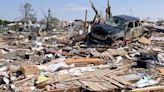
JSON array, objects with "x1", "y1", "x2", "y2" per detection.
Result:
[{"x1": 0, "y1": 0, "x2": 164, "y2": 92}]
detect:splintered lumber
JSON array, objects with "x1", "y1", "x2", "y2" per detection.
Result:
[
  {"x1": 107, "y1": 48, "x2": 128, "y2": 56},
  {"x1": 156, "y1": 68, "x2": 164, "y2": 75},
  {"x1": 48, "y1": 86, "x2": 81, "y2": 92},
  {"x1": 100, "y1": 76, "x2": 125, "y2": 88},
  {"x1": 132, "y1": 86, "x2": 164, "y2": 92},
  {"x1": 80, "y1": 80, "x2": 102, "y2": 91},
  {"x1": 14, "y1": 72, "x2": 40, "y2": 86},
  {"x1": 49, "y1": 63, "x2": 135, "y2": 92},
  {"x1": 109, "y1": 75, "x2": 131, "y2": 86},
  {"x1": 96, "y1": 77, "x2": 118, "y2": 89},
  {"x1": 138, "y1": 36, "x2": 151, "y2": 45},
  {"x1": 54, "y1": 63, "x2": 135, "y2": 83},
  {"x1": 65, "y1": 58, "x2": 105, "y2": 65}
]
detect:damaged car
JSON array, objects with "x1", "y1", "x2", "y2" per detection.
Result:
[{"x1": 86, "y1": 15, "x2": 149, "y2": 46}]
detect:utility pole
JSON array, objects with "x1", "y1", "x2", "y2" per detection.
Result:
[
  {"x1": 84, "y1": 10, "x2": 88, "y2": 31},
  {"x1": 106, "y1": 0, "x2": 112, "y2": 20},
  {"x1": 47, "y1": 8, "x2": 52, "y2": 30}
]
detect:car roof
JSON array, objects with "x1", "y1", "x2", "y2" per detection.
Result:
[{"x1": 113, "y1": 15, "x2": 139, "y2": 22}]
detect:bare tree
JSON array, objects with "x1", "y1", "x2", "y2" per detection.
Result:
[
  {"x1": 20, "y1": 2, "x2": 37, "y2": 23},
  {"x1": 42, "y1": 8, "x2": 59, "y2": 30},
  {"x1": 89, "y1": 0, "x2": 99, "y2": 23}
]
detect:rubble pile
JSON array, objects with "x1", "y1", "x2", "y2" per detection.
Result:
[
  {"x1": 0, "y1": 25, "x2": 163, "y2": 92},
  {"x1": 0, "y1": 0, "x2": 164, "y2": 92}
]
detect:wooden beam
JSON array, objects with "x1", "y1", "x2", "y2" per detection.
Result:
[
  {"x1": 132, "y1": 86, "x2": 164, "y2": 92},
  {"x1": 65, "y1": 58, "x2": 105, "y2": 65}
]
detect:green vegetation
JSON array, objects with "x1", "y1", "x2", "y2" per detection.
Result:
[
  {"x1": 51, "y1": 17, "x2": 60, "y2": 25},
  {"x1": 0, "y1": 19, "x2": 10, "y2": 25}
]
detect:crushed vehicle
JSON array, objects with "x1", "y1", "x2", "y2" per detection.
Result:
[{"x1": 86, "y1": 15, "x2": 150, "y2": 46}]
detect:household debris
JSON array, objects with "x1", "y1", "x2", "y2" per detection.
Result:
[
  {"x1": 138, "y1": 36, "x2": 151, "y2": 45},
  {"x1": 0, "y1": 0, "x2": 163, "y2": 92},
  {"x1": 0, "y1": 23, "x2": 163, "y2": 92}
]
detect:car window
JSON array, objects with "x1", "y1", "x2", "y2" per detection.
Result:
[
  {"x1": 114, "y1": 19, "x2": 120, "y2": 25},
  {"x1": 127, "y1": 22, "x2": 133, "y2": 28},
  {"x1": 106, "y1": 18, "x2": 125, "y2": 28},
  {"x1": 135, "y1": 21, "x2": 140, "y2": 27}
]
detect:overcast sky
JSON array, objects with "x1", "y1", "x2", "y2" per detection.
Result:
[{"x1": 0, "y1": 0, "x2": 164, "y2": 21}]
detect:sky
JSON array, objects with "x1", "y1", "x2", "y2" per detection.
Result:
[{"x1": 0, "y1": 0, "x2": 164, "y2": 21}]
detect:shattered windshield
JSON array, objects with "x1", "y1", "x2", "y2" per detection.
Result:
[{"x1": 106, "y1": 17, "x2": 125, "y2": 29}]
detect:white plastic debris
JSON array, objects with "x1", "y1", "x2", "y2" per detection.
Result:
[
  {"x1": 152, "y1": 47, "x2": 163, "y2": 52},
  {"x1": 69, "y1": 69, "x2": 82, "y2": 76},
  {"x1": 31, "y1": 41, "x2": 43, "y2": 51},
  {"x1": 47, "y1": 62, "x2": 68, "y2": 72},
  {"x1": 69, "y1": 67, "x2": 96, "y2": 76},
  {"x1": 30, "y1": 87, "x2": 36, "y2": 91},
  {"x1": 53, "y1": 29, "x2": 57, "y2": 31},
  {"x1": 130, "y1": 49, "x2": 140, "y2": 57},
  {"x1": 0, "y1": 66, "x2": 8, "y2": 72},
  {"x1": 10, "y1": 84, "x2": 17, "y2": 91},
  {"x1": 3, "y1": 77, "x2": 9, "y2": 85},
  {"x1": 2, "y1": 72, "x2": 9, "y2": 78},
  {"x1": 116, "y1": 56, "x2": 123, "y2": 63},
  {"x1": 150, "y1": 36, "x2": 164, "y2": 41},
  {"x1": 0, "y1": 49, "x2": 8, "y2": 55},
  {"x1": 34, "y1": 41, "x2": 42, "y2": 47},
  {"x1": 79, "y1": 30, "x2": 83, "y2": 35},
  {"x1": 45, "y1": 54, "x2": 54, "y2": 58},
  {"x1": 87, "y1": 25, "x2": 92, "y2": 33},
  {"x1": 135, "y1": 76, "x2": 158, "y2": 87},
  {"x1": 156, "y1": 53, "x2": 164, "y2": 66}
]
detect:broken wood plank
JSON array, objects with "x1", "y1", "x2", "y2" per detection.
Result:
[
  {"x1": 109, "y1": 75, "x2": 131, "y2": 86},
  {"x1": 132, "y1": 86, "x2": 164, "y2": 92},
  {"x1": 96, "y1": 77, "x2": 118, "y2": 89},
  {"x1": 72, "y1": 81, "x2": 83, "y2": 86},
  {"x1": 65, "y1": 58, "x2": 105, "y2": 65},
  {"x1": 85, "y1": 77, "x2": 111, "y2": 91},
  {"x1": 101, "y1": 76, "x2": 125, "y2": 88},
  {"x1": 80, "y1": 80, "x2": 102, "y2": 91},
  {"x1": 14, "y1": 72, "x2": 40, "y2": 87},
  {"x1": 47, "y1": 86, "x2": 81, "y2": 92}
]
